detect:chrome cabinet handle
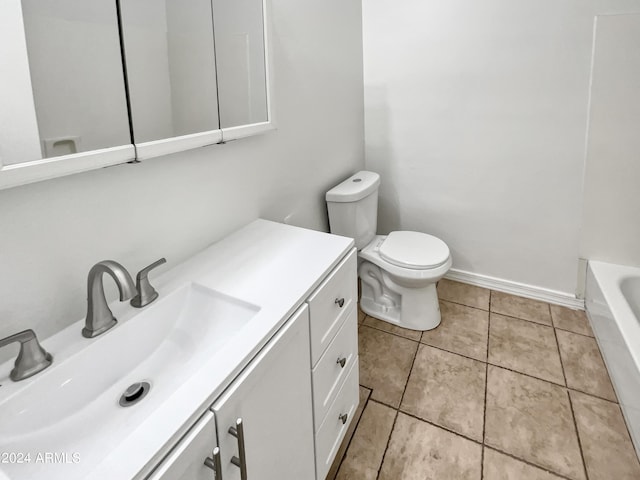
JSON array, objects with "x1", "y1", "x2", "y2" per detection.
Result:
[
  {"x1": 339, "y1": 413, "x2": 348, "y2": 425},
  {"x1": 337, "y1": 357, "x2": 346, "y2": 368},
  {"x1": 228, "y1": 418, "x2": 248, "y2": 480},
  {"x1": 130, "y1": 257, "x2": 167, "y2": 308},
  {"x1": 204, "y1": 447, "x2": 223, "y2": 479},
  {"x1": 335, "y1": 297, "x2": 345, "y2": 308}
]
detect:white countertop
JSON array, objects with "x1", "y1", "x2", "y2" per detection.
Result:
[{"x1": 0, "y1": 219, "x2": 354, "y2": 480}]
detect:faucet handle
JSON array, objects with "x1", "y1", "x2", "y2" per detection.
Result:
[
  {"x1": 0, "y1": 330, "x2": 53, "y2": 381},
  {"x1": 130, "y1": 258, "x2": 167, "y2": 308}
]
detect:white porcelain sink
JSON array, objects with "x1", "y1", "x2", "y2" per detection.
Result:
[{"x1": 0, "y1": 283, "x2": 259, "y2": 479}]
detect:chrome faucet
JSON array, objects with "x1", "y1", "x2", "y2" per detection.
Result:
[
  {"x1": 83, "y1": 260, "x2": 136, "y2": 338},
  {"x1": 0, "y1": 330, "x2": 53, "y2": 381}
]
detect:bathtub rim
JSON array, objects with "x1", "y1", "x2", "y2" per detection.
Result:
[{"x1": 587, "y1": 260, "x2": 640, "y2": 370}]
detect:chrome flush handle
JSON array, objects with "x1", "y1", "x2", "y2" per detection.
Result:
[
  {"x1": 335, "y1": 297, "x2": 345, "y2": 308},
  {"x1": 339, "y1": 413, "x2": 349, "y2": 425},
  {"x1": 337, "y1": 357, "x2": 347, "y2": 368}
]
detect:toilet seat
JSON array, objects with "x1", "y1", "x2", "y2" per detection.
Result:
[
  {"x1": 359, "y1": 235, "x2": 452, "y2": 285},
  {"x1": 379, "y1": 231, "x2": 450, "y2": 270}
]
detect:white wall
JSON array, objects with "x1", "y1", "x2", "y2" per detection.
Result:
[
  {"x1": 0, "y1": 0, "x2": 364, "y2": 360},
  {"x1": 363, "y1": 0, "x2": 640, "y2": 296},
  {"x1": 580, "y1": 13, "x2": 640, "y2": 268}
]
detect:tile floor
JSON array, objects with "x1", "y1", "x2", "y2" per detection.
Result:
[{"x1": 328, "y1": 279, "x2": 640, "y2": 480}]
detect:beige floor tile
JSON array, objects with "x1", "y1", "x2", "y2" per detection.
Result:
[
  {"x1": 488, "y1": 314, "x2": 565, "y2": 385},
  {"x1": 327, "y1": 386, "x2": 371, "y2": 480},
  {"x1": 490, "y1": 291, "x2": 552, "y2": 325},
  {"x1": 421, "y1": 301, "x2": 489, "y2": 361},
  {"x1": 550, "y1": 305, "x2": 593, "y2": 336},
  {"x1": 556, "y1": 330, "x2": 616, "y2": 401},
  {"x1": 483, "y1": 448, "x2": 565, "y2": 480},
  {"x1": 363, "y1": 315, "x2": 422, "y2": 341},
  {"x1": 335, "y1": 401, "x2": 396, "y2": 480},
  {"x1": 358, "y1": 325, "x2": 418, "y2": 408},
  {"x1": 379, "y1": 413, "x2": 482, "y2": 480},
  {"x1": 485, "y1": 366, "x2": 584, "y2": 480},
  {"x1": 357, "y1": 307, "x2": 366, "y2": 325},
  {"x1": 437, "y1": 279, "x2": 491, "y2": 310},
  {"x1": 570, "y1": 390, "x2": 640, "y2": 480},
  {"x1": 401, "y1": 344, "x2": 486, "y2": 441}
]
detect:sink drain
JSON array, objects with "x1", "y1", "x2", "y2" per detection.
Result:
[{"x1": 119, "y1": 381, "x2": 151, "y2": 407}]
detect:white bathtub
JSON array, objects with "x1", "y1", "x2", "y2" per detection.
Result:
[{"x1": 586, "y1": 261, "x2": 640, "y2": 456}]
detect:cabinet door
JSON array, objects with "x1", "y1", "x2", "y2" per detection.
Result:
[
  {"x1": 212, "y1": 305, "x2": 315, "y2": 480},
  {"x1": 147, "y1": 411, "x2": 217, "y2": 480}
]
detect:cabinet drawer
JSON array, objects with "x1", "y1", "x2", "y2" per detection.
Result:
[
  {"x1": 308, "y1": 248, "x2": 357, "y2": 366},
  {"x1": 147, "y1": 412, "x2": 217, "y2": 480},
  {"x1": 314, "y1": 358, "x2": 359, "y2": 480},
  {"x1": 312, "y1": 308, "x2": 358, "y2": 428}
]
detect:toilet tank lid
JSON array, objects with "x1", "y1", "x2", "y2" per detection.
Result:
[{"x1": 326, "y1": 171, "x2": 380, "y2": 203}]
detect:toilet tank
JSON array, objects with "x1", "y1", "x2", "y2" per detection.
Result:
[{"x1": 326, "y1": 171, "x2": 380, "y2": 250}]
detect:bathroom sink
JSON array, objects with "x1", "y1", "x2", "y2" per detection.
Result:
[{"x1": 0, "y1": 283, "x2": 259, "y2": 478}]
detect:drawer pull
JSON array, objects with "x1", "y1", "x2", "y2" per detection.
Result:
[
  {"x1": 204, "y1": 447, "x2": 223, "y2": 479},
  {"x1": 228, "y1": 418, "x2": 248, "y2": 480},
  {"x1": 339, "y1": 413, "x2": 349, "y2": 425},
  {"x1": 337, "y1": 357, "x2": 347, "y2": 368},
  {"x1": 335, "y1": 297, "x2": 345, "y2": 308}
]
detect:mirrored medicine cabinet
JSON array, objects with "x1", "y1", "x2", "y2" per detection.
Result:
[{"x1": 0, "y1": 0, "x2": 272, "y2": 190}]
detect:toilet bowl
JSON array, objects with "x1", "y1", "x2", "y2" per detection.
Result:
[
  {"x1": 358, "y1": 233, "x2": 451, "y2": 330},
  {"x1": 326, "y1": 171, "x2": 452, "y2": 331}
]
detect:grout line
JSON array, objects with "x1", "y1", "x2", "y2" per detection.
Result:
[
  {"x1": 483, "y1": 445, "x2": 576, "y2": 480},
  {"x1": 566, "y1": 386, "x2": 619, "y2": 405},
  {"x1": 398, "y1": 339, "x2": 421, "y2": 414},
  {"x1": 375, "y1": 336, "x2": 420, "y2": 480},
  {"x1": 396, "y1": 408, "x2": 483, "y2": 445},
  {"x1": 359, "y1": 323, "x2": 421, "y2": 344},
  {"x1": 553, "y1": 326, "x2": 595, "y2": 339},
  {"x1": 567, "y1": 392, "x2": 590, "y2": 480},
  {"x1": 551, "y1": 302, "x2": 590, "y2": 480},
  {"x1": 439, "y1": 298, "x2": 490, "y2": 314},
  {"x1": 376, "y1": 408, "x2": 399, "y2": 480},
  {"x1": 490, "y1": 310, "x2": 554, "y2": 328},
  {"x1": 481, "y1": 291, "x2": 492, "y2": 480}
]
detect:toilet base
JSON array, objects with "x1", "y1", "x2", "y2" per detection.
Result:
[{"x1": 360, "y1": 281, "x2": 442, "y2": 331}]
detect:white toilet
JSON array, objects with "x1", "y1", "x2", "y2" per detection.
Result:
[{"x1": 326, "y1": 171, "x2": 452, "y2": 330}]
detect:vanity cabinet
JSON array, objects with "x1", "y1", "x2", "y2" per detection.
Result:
[
  {"x1": 144, "y1": 236, "x2": 357, "y2": 480},
  {"x1": 306, "y1": 248, "x2": 359, "y2": 480},
  {"x1": 211, "y1": 304, "x2": 315, "y2": 480}
]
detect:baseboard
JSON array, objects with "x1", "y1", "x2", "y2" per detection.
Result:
[{"x1": 445, "y1": 268, "x2": 585, "y2": 310}]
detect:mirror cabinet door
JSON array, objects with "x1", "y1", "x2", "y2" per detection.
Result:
[
  {"x1": 0, "y1": 0, "x2": 134, "y2": 190},
  {"x1": 1, "y1": 0, "x2": 272, "y2": 188},
  {"x1": 20, "y1": 0, "x2": 132, "y2": 159},
  {"x1": 213, "y1": 0, "x2": 269, "y2": 130},
  {"x1": 119, "y1": 0, "x2": 221, "y2": 157}
]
